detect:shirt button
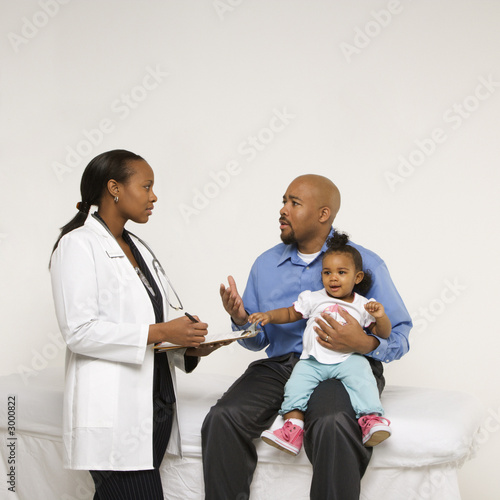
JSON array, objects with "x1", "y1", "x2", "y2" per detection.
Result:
[
  {"x1": 376, "y1": 352, "x2": 380, "y2": 355},
  {"x1": 386, "y1": 359, "x2": 389, "y2": 363}
]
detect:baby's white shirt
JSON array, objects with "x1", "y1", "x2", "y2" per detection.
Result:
[{"x1": 293, "y1": 289, "x2": 376, "y2": 364}]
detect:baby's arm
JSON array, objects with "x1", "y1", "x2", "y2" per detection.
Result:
[
  {"x1": 365, "y1": 301, "x2": 392, "y2": 339},
  {"x1": 249, "y1": 306, "x2": 303, "y2": 326}
]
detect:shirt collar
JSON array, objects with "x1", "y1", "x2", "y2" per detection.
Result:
[
  {"x1": 85, "y1": 212, "x2": 125, "y2": 258},
  {"x1": 277, "y1": 227, "x2": 335, "y2": 267}
]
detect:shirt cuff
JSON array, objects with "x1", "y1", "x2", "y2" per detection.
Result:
[
  {"x1": 184, "y1": 352, "x2": 199, "y2": 373},
  {"x1": 367, "y1": 336, "x2": 390, "y2": 363},
  {"x1": 231, "y1": 318, "x2": 251, "y2": 331}
]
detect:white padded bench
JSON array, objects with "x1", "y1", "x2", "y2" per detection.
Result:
[{"x1": 0, "y1": 367, "x2": 485, "y2": 499}]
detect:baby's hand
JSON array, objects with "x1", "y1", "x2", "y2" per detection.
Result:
[
  {"x1": 364, "y1": 301, "x2": 385, "y2": 318},
  {"x1": 248, "y1": 312, "x2": 271, "y2": 326}
]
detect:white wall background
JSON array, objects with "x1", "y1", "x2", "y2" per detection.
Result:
[{"x1": 1, "y1": 0, "x2": 499, "y2": 498}]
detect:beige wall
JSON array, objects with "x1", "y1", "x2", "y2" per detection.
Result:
[{"x1": 1, "y1": 0, "x2": 499, "y2": 498}]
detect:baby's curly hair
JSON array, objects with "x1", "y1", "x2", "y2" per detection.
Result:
[{"x1": 324, "y1": 230, "x2": 373, "y2": 296}]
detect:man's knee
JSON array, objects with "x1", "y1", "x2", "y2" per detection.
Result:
[
  {"x1": 202, "y1": 393, "x2": 247, "y2": 435},
  {"x1": 306, "y1": 379, "x2": 357, "y2": 431},
  {"x1": 312, "y1": 404, "x2": 355, "y2": 432},
  {"x1": 202, "y1": 402, "x2": 230, "y2": 436}
]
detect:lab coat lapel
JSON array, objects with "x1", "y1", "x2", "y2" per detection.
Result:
[
  {"x1": 84, "y1": 214, "x2": 125, "y2": 258},
  {"x1": 84, "y1": 214, "x2": 157, "y2": 322}
]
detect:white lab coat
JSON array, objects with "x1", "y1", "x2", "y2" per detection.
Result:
[{"x1": 50, "y1": 214, "x2": 192, "y2": 470}]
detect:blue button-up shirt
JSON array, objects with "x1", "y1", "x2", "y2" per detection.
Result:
[{"x1": 235, "y1": 229, "x2": 412, "y2": 363}]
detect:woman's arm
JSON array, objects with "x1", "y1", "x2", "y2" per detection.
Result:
[
  {"x1": 51, "y1": 235, "x2": 207, "y2": 364},
  {"x1": 148, "y1": 317, "x2": 207, "y2": 347}
]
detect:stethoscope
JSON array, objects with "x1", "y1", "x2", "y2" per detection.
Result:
[
  {"x1": 92, "y1": 213, "x2": 184, "y2": 311},
  {"x1": 129, "y1": 232, "x2": 184, "y2": 311}
]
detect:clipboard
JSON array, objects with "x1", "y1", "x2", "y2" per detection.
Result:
[{"x1": 154, "y1": 322, "x2": 262, "y2": 351}]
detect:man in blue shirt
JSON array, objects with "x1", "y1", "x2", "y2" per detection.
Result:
[{"x1": 202, "y1": 174, "x2": 412, "y2": 499}]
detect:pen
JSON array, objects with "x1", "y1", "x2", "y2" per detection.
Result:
[{"x1": 185, "y1": 312, "x2": 199, "y2": 323}]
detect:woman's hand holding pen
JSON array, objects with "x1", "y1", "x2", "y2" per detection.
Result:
[
  {"x1": 148, "y1": 315, "x2": 208, "y2": 347},
  {"x1": 183, "y1": 312, "x2": 234, "y2": 356}
]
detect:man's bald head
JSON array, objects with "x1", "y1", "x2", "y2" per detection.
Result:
[
  {"x1": 280, "y1": 175, "x2": 341, "y2": 253},
  {"x1": 291, "y1": 174, "x2": 341, "y2": 224}
]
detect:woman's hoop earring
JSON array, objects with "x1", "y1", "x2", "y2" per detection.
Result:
[{"x1": 114, "y1": 196, "x2": 119, "y2": 203}]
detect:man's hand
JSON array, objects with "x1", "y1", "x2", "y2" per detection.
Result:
[
  {"x1": 220, "y1": 275, "x2": 248, "y2": 326},
  {"x1": 314, "y1": 308, "x2": 379, "y2": 354}
]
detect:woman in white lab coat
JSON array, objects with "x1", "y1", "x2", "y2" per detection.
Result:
[{"x1": 50, "y1": 150, "x2": 219, "y2": 499}]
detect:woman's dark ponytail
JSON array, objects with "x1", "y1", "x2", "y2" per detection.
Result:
[{"x1": 49, "y1": 149, "x2": 143, "y2": 265}]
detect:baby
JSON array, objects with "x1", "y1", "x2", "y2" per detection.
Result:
[{"x1": 249, "y1": 231, "x2": 392, "y2": 455}]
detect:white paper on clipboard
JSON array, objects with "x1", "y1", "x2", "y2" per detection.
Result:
[{"x1": 154, "y1": 322, "x2": 262, "y2": 351}]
